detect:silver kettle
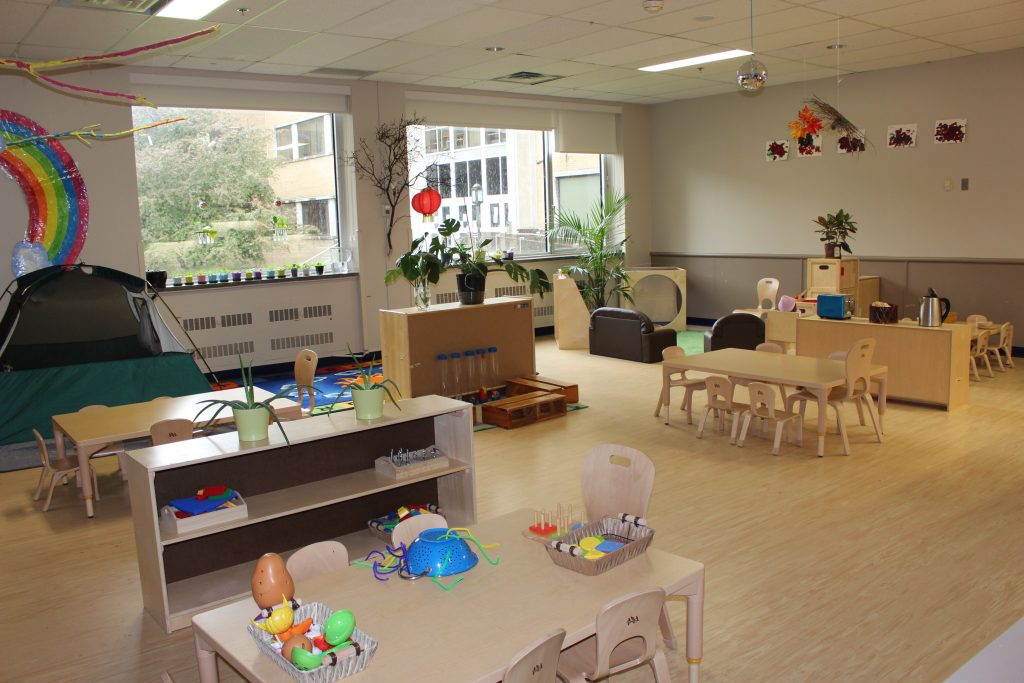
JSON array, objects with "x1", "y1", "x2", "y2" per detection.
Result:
[{"x1": 918, "y1": 288, "x2": 951, "y2": 327}]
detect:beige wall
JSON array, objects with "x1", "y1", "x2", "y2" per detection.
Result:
[{"x1": 648, "y1": 49, "x2": 1024, "y2": 260}]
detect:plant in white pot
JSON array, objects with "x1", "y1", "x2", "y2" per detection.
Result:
[
  {"x1": 194, "y1": 356, "x2": 315, "y2": 443},
  {"x1": 334, "y1": 347, "x2": 401, "y2": 420}
]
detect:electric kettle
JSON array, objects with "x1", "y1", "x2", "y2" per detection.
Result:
[{"x1": 918, "y1": 288, "x2": 951, "y2": 327}]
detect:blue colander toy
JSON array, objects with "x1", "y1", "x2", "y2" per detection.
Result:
[{"x1": 405, "y1": 528, "x2": 479, "y2": 577}]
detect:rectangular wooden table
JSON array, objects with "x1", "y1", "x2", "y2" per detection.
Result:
[
  {"x1": 52, "y1": 388, "x2": 300, "y2": 518},
  {"x1": 192, "y1": 509, "x2": 706, "y2": 683},
  {"x1": 666, "y1": 348, "x2": 888, "y2": 457}
]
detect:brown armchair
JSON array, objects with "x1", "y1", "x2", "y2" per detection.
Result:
[
  {"x1": 589, "y1": 307, "x2": 676, "y2": 363},
  {"x1": 703, "y1": 312, "x2": 766, "y2": 352}
]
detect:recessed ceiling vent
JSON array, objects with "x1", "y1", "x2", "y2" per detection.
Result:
[
  {"x1": 57, "y1": 0, "x2": 165, "y2": 13},
  {"x1": 492, "y1": 71, "x2": 563, "y2": 85},
  {"x1": 307, "y1": 67, "x2": 378, "y2": 80}
]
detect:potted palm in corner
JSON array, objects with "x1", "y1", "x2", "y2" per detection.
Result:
[
  {"x1": 547, "y1": 193, "x2": 632, "y2": 311},
  {"x1": 194, "y1": 356, "x2": 315, "y2": 443},
  {"x1": 813, "y1": 209, "x2": 857, "y2": 258}
]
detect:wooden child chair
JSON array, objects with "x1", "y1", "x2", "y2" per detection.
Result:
[
  {"x1": 654, "y1": 346, "x2": 706, "y2": 425},
  {"x1": 696, "y1": 375, "x2": 748, "y2": 444},
  {"x1": 391, "y1": 512, "x2": 448, "y2": 550},
  {"x1": 149, "y1": 418, "x2": 196, "y2": 446},
  {"x1": 33, "y1": 428, "x2": 99, "y2": 512},
  {"x1": 556, "y1": 587, "x2": 672, "y2": 683},
  {"x1": 501, "y1": 628, "x2": 566, "y2": 683},
  {"x1": 988, "y1": 322, "x2": 1014, "y2": 370},
  {"x1": 969, "y1": 330, "x2": 994, "y2": 380},
  {"x1": 736, "y1": 382, "x2": 801, "y2": 455},
  {"x1": 294, "y1": 348, "x2": 318, "y2": 416},
  {"x1": 286, "y1": 541, "x2": 350, "y2": 582}
]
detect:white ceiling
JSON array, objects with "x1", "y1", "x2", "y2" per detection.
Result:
[{"x1": 2, "y1": 0, "x2": 1023, "y2": 103}]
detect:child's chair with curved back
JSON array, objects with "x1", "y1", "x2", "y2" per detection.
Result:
[
  {"x1": 286, "y1": 541, "x2": 350, "y2": 582},
  {"x1": 391, "y1": 512, "x2": 449, "y2": 550},
  {"x1": 556, "y1": 587, "x2": 672, "y2": 683},
  {"x1": 581, "y1": 445, "x2": 677, "y2": 650},
  {"x1": 501, "y1": 628, "x2": 566, "y2": 683}
]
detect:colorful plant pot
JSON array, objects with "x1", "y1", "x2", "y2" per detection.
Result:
[
  {"x1": 184, "y1": 275, "x2": 194, "y2": 285},
  {"x1": 219, "y1": 273, "x2": 230, "y2": 283},
  {"x1": 352, "y1": 387, "x2": 384, "y2": 420},
  {"x1": 232, "y1": 272, "x2": 242, "y2": 282},
  {"x1": 277, "y1": 269, "x2": 286, "y2": 278},
  {"x1": 315, "y1": 265, "x2": 325, "y2": 275},
  {"x1": 290, "y1": 268, "x2": 299, "y2": 278},
  {"x1": 245, "y1": 271, "x2": 254, "y2": 280},
  {"x1": 266, "y1": 270, "x2": 276, "y2": 279},
  {"x1": 233, "y1": 406, "x2": 270, "y2": 442},
  {"x1": 197, "y1": 274, "x2": 207, "y2": 284},
  {"x1": 253, "y1": 270, "x2": 262, "y2": 280},
  {"x1": 172, "y1": 276, "x2": 183, "y2": 286}
]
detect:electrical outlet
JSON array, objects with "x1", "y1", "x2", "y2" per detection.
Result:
[
  {"x1": 943, "y1": 179, "x2": 952, "y2": 192},
  {"x1": 382, "y1": 205, "x2": 392, "y2": 217},
  {"x1": 961, "y1": 178, "x2": 969, "y2": 191}
]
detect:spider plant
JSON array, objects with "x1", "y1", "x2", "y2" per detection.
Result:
[
  {"x1": 194, "y1": 355, "x2": 317, "y2": 444},
  {"x1": 547, "y1": 193, "x2": 632, "y2": 311}
]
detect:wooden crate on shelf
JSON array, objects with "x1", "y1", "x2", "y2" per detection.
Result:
[
  {"x1": 482, "y1": 391, "x2": 567, "y2": 429},
  {"x1": 506, "y1": 376, "x2": 579, "y2": 404}
]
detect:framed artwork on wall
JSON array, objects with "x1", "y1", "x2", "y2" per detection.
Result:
[
  {"x1": 934, "y1": 119, "x2": 966, "y2": 144},
  {"x1": 766, "y1": 140, "x2": 789, "y2": 161},
  {"x1": 887, "y1": 124, "x2": 917, "y2": 149}
]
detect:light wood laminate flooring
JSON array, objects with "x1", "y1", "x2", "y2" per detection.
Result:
[{"x1": 2, "y1": 337, "x2": 1021, "y2": 682}]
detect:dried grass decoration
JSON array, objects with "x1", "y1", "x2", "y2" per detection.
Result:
[{"x1": 805, "y1": 95, "x2": 867, "y2": 147}]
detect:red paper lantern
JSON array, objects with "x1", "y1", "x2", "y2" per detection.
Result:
[{"x1": 411, "y1": 188, "x2": 442, "y2": 222}]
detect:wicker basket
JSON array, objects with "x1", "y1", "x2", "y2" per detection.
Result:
[
  {"x1": 247, "y1": 602, "x2": 378, "y2": 683},
  {"x1": 869, "y1": 303, "x2": 898, "y2": 324},
  {"x1": 545, "y1": 514, "x2": 654, "y2": 576},
  {"x1": 367, "y1": 504, "x2": 443, "y2": 543}
]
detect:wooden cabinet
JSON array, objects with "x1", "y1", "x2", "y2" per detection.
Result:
[
  {"x1": 125, "y1": 396, "x2": 475, "y2": 632},
  {"x1": 806, "y1": 257, "x2": 859, "y2": 293},
  {"x1": 380, "y1": 296, "x2": 536, "y2": 398},
  {"x1": 796, "y1": 317, "x2": 970, "y2": 409}
]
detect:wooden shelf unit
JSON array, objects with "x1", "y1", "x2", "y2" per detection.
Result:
[
  {"x1": 379, "y1": 296, "x2": 536, "y2": 398},
  {"x1": 125, "y1": 396, "x2": 475, "y2": 633}
]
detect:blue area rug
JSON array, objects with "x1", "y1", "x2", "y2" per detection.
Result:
[{"x1": 251, "y1": 362, "x2": 383, "y2": 414}]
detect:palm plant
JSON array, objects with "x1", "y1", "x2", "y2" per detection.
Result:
[{"x1": 547, "y1": 193, "x2": 632, "y2": 311}]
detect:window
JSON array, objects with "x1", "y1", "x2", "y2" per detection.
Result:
[
  {"x1": 275, "y1": 115, "x2": 330, "y2": 161},
  {"x1": 408, "y1": 125, "x2": 603, "y2": 256},
  {"x1": 132, "y1": 107, "x2": 350, "y2": 279}
]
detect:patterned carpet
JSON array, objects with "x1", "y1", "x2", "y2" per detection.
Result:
[{"x1": 248, "y1": 362, "x2": 382, "y2": 414}]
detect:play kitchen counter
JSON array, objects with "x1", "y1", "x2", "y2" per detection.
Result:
[
  {"x1": 124, "y1": 395, "x2": 475, "y2": 633},
  {"x1": 796, "y1": 317, "x2": 970, "y2": 409}
]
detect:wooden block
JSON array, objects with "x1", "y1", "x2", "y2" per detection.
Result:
[
  {"x1": 482, "y1": 391, "x2": 567, "y2": 429},
  {"x1": 531, "y1": 376, "x2": 580, "y2": 404},
  {"x1": 507, "y1": 376, "x2": 579, "y2": 404}
]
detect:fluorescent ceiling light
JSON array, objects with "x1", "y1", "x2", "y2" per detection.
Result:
[
  {"x1": 156, "y1": 0, "x2": 230, "y2": 20},
  {"x1": 639, "y1": 49, "x2": 752, "y2": 72}
]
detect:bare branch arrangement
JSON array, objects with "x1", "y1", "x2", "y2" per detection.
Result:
[
  {"x1": 805, "y1": 95, "x2": 866, "y2": 144},
  {"x1": 348, "y1": 115, "x2": 427, "y2": 253}
]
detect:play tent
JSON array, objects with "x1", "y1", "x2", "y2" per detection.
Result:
[{"x1": 0, "y1": 264, "x2": 211, "y2": 446}]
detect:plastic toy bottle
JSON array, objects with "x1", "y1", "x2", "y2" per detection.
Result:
[
  {"x1": 437, "y1": 353, "x2": 450, "y2": 397},
  {"x1": 475, "y1": 348, "x2": 487, "y2": 390},
  {"x1": 463, "y1": 350, "x2": 477, "y2": 401},
  {"x1": 487, "y1": 346, "x2": 499, "y2": 388},
  {"x1": 449, "y1": 352, "x2": 462, "y2": 398}
]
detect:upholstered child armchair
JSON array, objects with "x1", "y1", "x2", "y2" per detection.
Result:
[
  {"x1": 589, "y1": 307, "x2": 677, "y2": 363},
  {"x1": 703, "y1": 313, "x2": 766, "y2": 352}
]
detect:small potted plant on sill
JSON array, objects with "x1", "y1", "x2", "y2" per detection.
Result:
[
  {"x1": 218, "y1": 271, "x2": 230, "y2": 283},
  {"x1": 244, "y1": 269, "x2": 254, "y2": 281},
  {"x1": 301, "y1": 263, "x2": 312, "y2": 277},
  {"x1": 194, "y1": 355, "x2": 317, "y2": 444},
  {"x1": 253, "y1": 268, "x2": 262, "y2": 280},
  {"x1": 314, "y1": 261, "x2": 326, "y2": 275},
  {"x1": 290, "y1": 263, "x2": 300, "y2": 278},
  {"x1": 813, "y1": 208, "x2": 857, "y2": 258},
  {"x1": 276, "y1": 266, "x2": 287, "y2": 278},
  {"x1": 266, "y1": 267, "x2": 276, "y2": 279},
  {"x1": 208, "y1": 271, "x2": 219, "y2": 284},
  {"x1": 331, "y1": 346, "x2": 401, "y2": 421},
  {"x1": 172, "y1": 274, "x2": 184, "y2": 287},
  {"x1": 231, "y1": 270, "x2": 242, "y2": 282},
  {"x1": 184, "y1": 272, "x2": 194, "y2": 286},
  {"x1": 197, "y1": 273, "x2": 207, "y2": 285}
]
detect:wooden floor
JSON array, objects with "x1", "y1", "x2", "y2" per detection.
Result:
[{"x1": 3, "y1": 338, "x2": 1022, "y2": 682}]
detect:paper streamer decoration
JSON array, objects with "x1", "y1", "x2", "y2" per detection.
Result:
[
  {"x1": 1, "y1": 110, "x2": 88, "y2": 273},
  {"x1": 0, "y1": 26, "x2": 218, "y2": 107}
]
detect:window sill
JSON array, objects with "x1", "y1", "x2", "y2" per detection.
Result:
[{"x1": 156, "y1": 272, "x2": 358, "y2": 292}]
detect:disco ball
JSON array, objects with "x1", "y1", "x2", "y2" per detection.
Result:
[{"x1": 737, "y1": 58, "x2": 767, "y2": 91}]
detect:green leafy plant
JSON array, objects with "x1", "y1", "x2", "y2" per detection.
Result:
[
  {"x1": 813, "y1": 209, "x2": 858, "y2": 254},
  {"x1": 194, "y1": 355, "x2": 317, "y2": 445},
  {"x1": 330, "y1": 346, "x2": 401, "y2": 411},
  {"x1": 547, "y1": 193, "x2": 632, "y2": 311},
  {"x1": 385, "y1": 218, "x2": 551, "y2": 295}
]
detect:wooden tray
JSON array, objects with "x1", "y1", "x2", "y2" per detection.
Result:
[
  {"x1": 508, "y1": 376, "x2": 579, "y2": 404},
  {"x1": 481, "y1": 391, "x2": 567, "y2": 429}
]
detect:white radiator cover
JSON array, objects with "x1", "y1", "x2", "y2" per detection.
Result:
[{"x1": 156, "y1": 276, "x2": 363, "y2": 373}]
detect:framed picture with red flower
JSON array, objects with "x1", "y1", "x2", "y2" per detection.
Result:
[
  {"x1": 887, "y1": 124, "x2": 917, "y2": 149},
  {"x1": 934, "y1": 118, "x2": 966, "y2": 144},
  {"x1": 766, "y1": 140, "x2": 789, "y2": 162}
]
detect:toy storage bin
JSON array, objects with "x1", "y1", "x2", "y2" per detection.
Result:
[
  {"x1": 247, "y1": 601, "x2": 378, "y2": 682},
  {"x1": 545, "y1": 514, "x2": 654, "y2": 576}
]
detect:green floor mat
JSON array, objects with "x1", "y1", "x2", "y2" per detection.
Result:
[{"x1": 676, "y1": 329, "x2": 705, "y2": 356}]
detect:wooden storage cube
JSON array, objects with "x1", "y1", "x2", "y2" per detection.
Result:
[{"x1": 806, "y1": 258, "x2": 859, "y2": 292}]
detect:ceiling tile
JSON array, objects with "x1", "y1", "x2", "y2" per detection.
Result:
[
  {"x1": 855, "y1": 0, "x2": 1017, "y2": 28},
  {"x1": 173, "y1": 56, "x2": 253, "y2": 71},
  {"x1": 23, "y1": 5, "x2": 147, "y2": 51},
  {"x1": 394, "y1": 46, "x2": 491, "y2": 76},
  {"x1": 460, "y1": 17, "x2": 604, "y2": 52},
  {"x1": 202, "y1": 0, "x2": 282, "y2": 25},
  {"x1": 750, "y1": 18, "x2": 878, "y2": 53},
  {"x1": 525, "y1": 27, "x2": 657, "y2": 61},
  {"x1": 327, "y1": 0, "x2": 479, "y2": 40},
  {"x1": 960, "y1": 33, "x2": 1024, "y2": 52},
  {"x1": 530, "y1": 60, "x2": 604, "y2": 76},
  {"x1": 565, "y1": 0, "x2": 715, "y2": 27},
  {"x1": 416, "y1": 75, "x2": 475, "y2": 87},
  {"x1": 248, "y1": 0, "x2": 385, "y2": 32},
  {"x1": 580, "y1": 36, "x2": 708, "y2": 68},
  {"x1": 806, "y1": 36, "x2": 948, "y2": 66},
  {"x1": 897, "y1": 4, "x2": 1024, "y2": 38},
  {"x1": 931, "y1": 17, "x2": 1024, "y2": 46},
  {"x1": 325, "y1": 40, "x2": 441, "y2": 71},
  {"x1": 842, "y1": 45, "x2": 972, "y2": 72},
  {"x1": 0, "y1": 2, "x2": 46, "y2": 44},
  {"x1": 446, "y1": 53, "x2": 557, "y2": 80},
  {"x1": 265, "y1": 33, "x2": 383, "y2": 66},
  {"x1": 369, "y1": 71, "x2": 428, "y2": 83},
  {"x1": 806, "y1": 0, "x2": 924, "y2": 16},
  {"x1": 478, "y1": 0, "x2": 599, "y2": 16},
  {"x1": 240, "y1": 62, "x2": 313, "y2": 75},
  {"x1": 680, "y1": 6, "x2": 844, "y2": 48},
  {"x1": 626, "y1": 0, "x2": 794, "y2": 35},
  {"x1": 190, "y1": 27, "x2": 308, "y2": 61},
  {"x1": 763, "y1": 27, "x2": 911, "y2": 60},
  {"x1": 401, "y1": 7, "x2": 547, "y2": 47}
]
